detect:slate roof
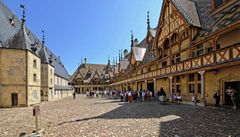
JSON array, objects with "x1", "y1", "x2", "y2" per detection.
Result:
[
  {"x1": 0, "y1": 1, "x2": 70, "y2": 80},
  {"x1": 4, "y1": 26, "x2": 32, "y2": 50},
  {"x1": 38, "y1": 45, "x2": 49, "y2": 64},
  {"x1": 70, "y1": 63, "x2": 114, "y2": 83}
]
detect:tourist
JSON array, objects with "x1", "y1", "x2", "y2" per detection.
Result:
[
  {"x1": 142, "y1": 90, "x2": 145, "y2": 102},
  {"x1": 125, "y1": 91, "x2": 128, "y2": 102},
  {"x1": 213, "y1": 90, "x2": 220, "y2": 107},
  {"x1": 226, "y1": 86, "x2": 237, "y2": 110},
  {"x1": 120, "y1": 91, "x2": 124, "y2": 102},
  {"x1": 149, "y1": 91, "x2": 153, "y2": 101},
  {"x1": 128, "y1": 91, "x2": 132, "y2": 102},
  {"x1": 73, "y1": 92, "x2": 76, "y2": 99},
  {"x1": 192, "y1": 94, "x2": 197, "y2": 106}
]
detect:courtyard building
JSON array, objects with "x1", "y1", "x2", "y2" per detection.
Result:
[
  {"x1": 0, "y1": 1, "x2": 73, "y2": 107},
  {"x1": 72, "y1": 0, "x2": 240, "y2": 107}
]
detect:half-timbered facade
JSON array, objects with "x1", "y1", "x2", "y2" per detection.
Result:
[{"x1": 111, "y1": 0, "x2": 240, "y2": 106}]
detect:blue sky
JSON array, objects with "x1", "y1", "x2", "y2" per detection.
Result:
[{"x1": 3, "y1": 0, "x2": 162, "y2": 74}]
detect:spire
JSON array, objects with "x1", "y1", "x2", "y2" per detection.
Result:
[
  {"x1": 119, "y1": 50, "x2": 121, "y2": 62},
  {"x1": 42, "y1": 30, "x2": 45, "y2": 46},
  {"x1": 120, "y1": 49, "x2": 123, "y2": 59},
  {"x1": 39, "y1": 30, "x2": 50, "y2": 63},
  {"x1": 147, "y1": 11, "x2": 150, "y2": 29},
  {"x1": 81, "y1": 57, "x2": 83, "y2": 64},
  {"x1": 108, "y1": 56, "x2": 110, "y2": 65},
  {"x1": 20, "y1": 4, "x2": 26, "y2": 29},
  {"x1": 131, "y1": 30, "x2": 134, "y2": 47}
]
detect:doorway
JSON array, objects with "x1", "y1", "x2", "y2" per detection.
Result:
[
  {"x1": 147, "y1": 82, "x2": 154, "y2": 96},
  {"x1": 11, "y1": 93, "x2": 18, "y2": 106},
  {"x1": 41, "y1": 90, "x2": 44, "y2": 101},
  {"x1": 224, "y1": 81, "x2": 240, "y2": 106}
]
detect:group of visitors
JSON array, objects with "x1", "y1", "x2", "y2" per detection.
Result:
[
  {"x1": 120, "y1": 90, "x2": 154, "y2": 102},
  {"x1": 72, "y1": 86, "x2": 238, "y2": 110}
]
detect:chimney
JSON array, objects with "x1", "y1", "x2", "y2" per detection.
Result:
[{"x1": 84, "y1": 58, "x2": 87, "y2": 64}]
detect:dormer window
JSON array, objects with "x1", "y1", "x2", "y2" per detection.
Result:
[
  {"x1": 212, "y1": 0, "x2": 230, "y2": 10},
  {"x1": 214, "y1": 0, "x2": 223, "y2": 8}
]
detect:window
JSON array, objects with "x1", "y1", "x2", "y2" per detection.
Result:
[
  {"x1": 189, "y1": 74, "x2": 195, "y2": 81},
  {"x1": 33, "y1": 74, "x2": 37, "y2": 82},
  {"x1": 33, "y1": 60, "x2": 37, "y2": 68},
  {"x1": 216, "y1": 44, "x2": 220, "y2": 49},
  {"x1": 207, "y1": 47, "x2": 213, "y2": 53},
  {"x1": 177, "y1": 85, "x2": 181, "y2": 93},
  {"x1": 162, "y1": 61, "x2": 167, "y2": 67},
  {"x1": 163, "y1": 39, "x2": 170, "y2": 57},
  {"x1": 176, "y1": 76, "x2": 181, "y2": 83},
  {"x1": 197, "y1": 73, "x2": 201, "y2": 81},
  {"x1": 214, "y1": 0, "x2": 224, "y2": 8},
  {"x1": 188, "y1": 73, "x2": 201, "y2": 94},
  {"x1": 51, "y1": 79, "x2": 52, "y2": 85},
  {"x1": 198, "y1": 84, "x2": 202, "y2": 93},
  {"x1": 172, "y1": 53, "x2": 181, "y2": 64},
  {"x1": 171, "y1": 33, "x2": 178, "y2": 44},
  {"x1": 196, "y1": 45, "x2": 204, "y2": 56},
  {"x1": 189, "y1": 84, "x2": 195, "y2": 93},
  {"x1": 50, "y1": 69, "x2": 52, "y2": 75}
]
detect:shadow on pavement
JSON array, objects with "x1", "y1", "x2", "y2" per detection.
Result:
[{"x1": 58, "y1": 98, "x2": 240, "y2": 136}]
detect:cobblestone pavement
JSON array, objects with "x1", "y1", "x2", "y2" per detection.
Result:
[{"x1": 1, "y1": 95, "x2": 240, "y2": 137}]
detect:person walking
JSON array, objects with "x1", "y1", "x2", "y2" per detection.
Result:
[
  {"x1": 226, "y1": 86, "x2": 237, "y2": 110},
  {"x1": 214, "y1": 91, "x2": 220, "y2": 107},
  {"x1": 73, "y1": 92, "x2": 76, "y2": 100},
  {"x1": 192, "y1": 94, "x2": 197, "y2": 106}
]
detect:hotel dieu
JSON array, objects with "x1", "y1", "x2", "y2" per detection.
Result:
[
  {"x1": 71, "y1": 0, "x2": 240, "y2": 106},
  {"x1": 0, "y1": 1, "x2": 73, "y2": 107}
]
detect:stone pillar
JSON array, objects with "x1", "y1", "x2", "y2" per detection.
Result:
[
  {"x1": 169, "y1": 76, "x2": 173, "y2": 101},
  {"x1": 154, "y1": 78, "x2": 157, "y2": 95},
  {"x1": 198, "y1": 71, "x2": 206, "y2": 106}
]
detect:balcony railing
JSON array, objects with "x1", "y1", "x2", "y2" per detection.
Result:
[{"x1": 112, "y1": 43, "x2": 240, "y2": 85}]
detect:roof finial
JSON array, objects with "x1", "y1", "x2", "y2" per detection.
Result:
[
  {"x1": 20, "y1": 4, "x2": 26, "y2": 29},
  {"x1": 121, "y1": 49, "x2": 123, "y2": 59},
  {"x1": 108, "y1": 56, "x2": 110, "y2": 65},
  {"x1": 119, "y1": 50, "x2": 121, "y2": 62},
  {"x1": 131, "y1": 30, "x2": 134, "y2": 47},
  {"x1": 81, "y1": 57, "x2": 83, "y2": 64},
  {"x1": 147, "y1": 11, "x2": 150, "y2": 29},
  {"x1": 42, "y1": 30, "x2": 45, "y2": 47}
]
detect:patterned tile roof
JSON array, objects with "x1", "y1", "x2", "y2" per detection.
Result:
[{"x1": 70, "y1": 63, "x2": 114, "y2": 83}]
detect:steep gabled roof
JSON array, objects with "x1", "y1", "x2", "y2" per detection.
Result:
[
  {"x1": 172, "y1": 0, "x2": 201, "y2": 27},
  {"x1": 132, "y1": 47, "x2": 146, "y2": 62}
]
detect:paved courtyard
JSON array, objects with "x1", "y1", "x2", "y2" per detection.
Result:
[{"x1": 0, "y1": 95, "x2": 240, "y2": 137}]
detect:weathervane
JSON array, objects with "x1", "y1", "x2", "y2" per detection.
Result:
[
  {"x1": 131, "y1": 30, "x2": 134, "y2": 47},
  {"x1": 147, "y1": 11, "x2": 150, "y2": 29},
  {"x1": 20, "y1": 4, "x2": 26, "y2": 29},
  {"x1": 42, "y1": 30, "x2": 45, "y2": 46}
]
